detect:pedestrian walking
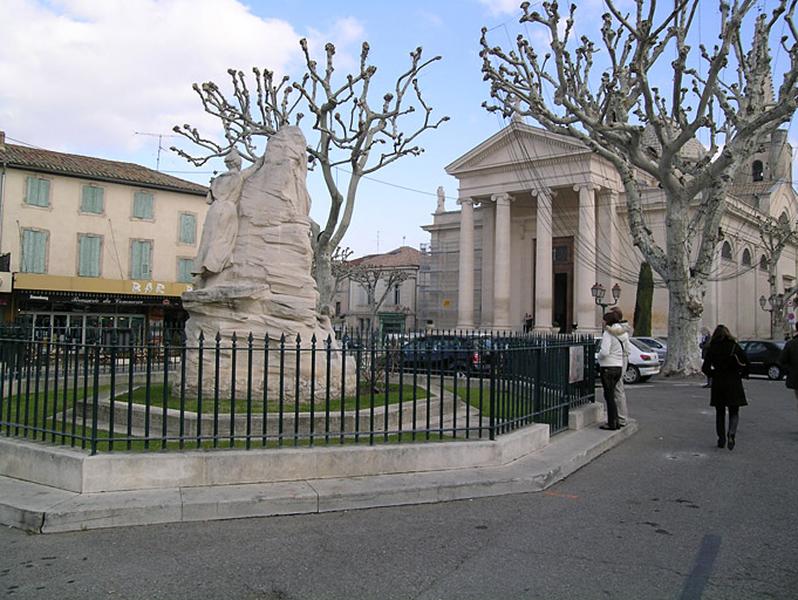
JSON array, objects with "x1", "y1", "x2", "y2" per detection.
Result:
[
  {"x1": 701, "y1": 324, "x2": 750, "y2": 450},
  {"x1": 608, "y1": 306, "x2": 631, "y2": 426},
  {"x1": 699, "y1": 327, "x2": 712, "y2": 388},
  {"x1": 597, "y1": 311, "x2": 625, "y2": 430},
  {"x1": 778, "y1": 332, "x2": 798, "y2": 415}
]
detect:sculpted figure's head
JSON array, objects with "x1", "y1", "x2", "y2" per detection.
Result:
[{"x1": 224, "y1": 148, "x2": 243, "y2": 171}]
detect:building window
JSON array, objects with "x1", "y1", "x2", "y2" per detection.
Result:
[
  {"x1": 720, "y1": 241, "x2": 734, "y2": 261},
  {"x1": 394, "y1": 283, "x2": 401, "y2": 305},
  {"x1": 759, "y1": 255, "x2": 768, "y2": 271},
  {"x1": 132, "y1": 191, "x2": 154, "y2": 219},
  {"x1": 335, "y1": 301, "x2": 341, "y2": 316},
  {"x1": 177, "y1": 258, "x2": 194, "y2": 283},
  {"x1": 752, "y1": 160, "x2": 764, "y2": 182},
  {"x1": 179, "y1": 213, "x2": 197, "y2": 244},
  {"x1": 78, "y1": 234, "x2": 102, "y2": 277},
  {"x1": 25, "y1": 176, "x2": 50, "y2": 207},
  {"x1": 741, "y1": 248, "x2": 752, "y2": 267},
  {"x1": 80, "y1": 185, "x2": 104, "y2": 214},
  {"x1": 20, "y1": 229, "x2": 48, "y2": 273},
  {"x1": 131, "y1": 240, "x2": 153, "y2": 279}
]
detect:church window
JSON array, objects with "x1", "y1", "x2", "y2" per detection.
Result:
[
  {"x1": 721, "y1": 241, "x2": 734, "y2": 261},
  {"x1": 741, "y1": 248, "x2": 752, "y2": 266},
  {"x1": 752, "y1": 160, "x2": 764, "y2": 182}
]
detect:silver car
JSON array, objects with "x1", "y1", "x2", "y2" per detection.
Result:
[{"x1": 632, "y1": 336, "x2": 667, "y2": 364}]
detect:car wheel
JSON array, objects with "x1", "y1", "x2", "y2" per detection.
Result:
[
  {"x1": 623, "y1": 365, "x2": 641, "y2": 384},
  {"x1": 767, "y1": 364, "x2": 782, "y2": 380}
]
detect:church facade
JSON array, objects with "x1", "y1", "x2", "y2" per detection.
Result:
[{"x1": 422, "y1": 121, "x2": 797, "y2": 337}]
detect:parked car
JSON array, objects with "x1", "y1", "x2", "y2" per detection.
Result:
[
  {"x1": 401, "y1": 335, "x2": 488, "y2": 373},
  {"x1": 632, "y1": 336, "x2": 667, "y2": 364},
  {"x1": 738, "y1": 339, "x2": 787, "y2": 380},
  {"x1": 595, "y1": 337, "x2": 661, "y2": 384}
]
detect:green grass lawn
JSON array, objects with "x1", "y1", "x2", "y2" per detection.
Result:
[{"x1": 112, "y1": 382, "x2": 431, "y2": 415}]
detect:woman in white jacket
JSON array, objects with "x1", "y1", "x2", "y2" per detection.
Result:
[{"x1": 597, "y1": 311, "x2": 625, "y2": 430}]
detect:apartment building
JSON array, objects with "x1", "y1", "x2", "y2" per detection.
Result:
[{"x1": 0, "y1": 131, "x2": 208, "y2": 342}]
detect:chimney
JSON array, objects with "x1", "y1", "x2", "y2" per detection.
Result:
[{"x1": 0, "y1": 131, "x2": 5, "y2": 152}]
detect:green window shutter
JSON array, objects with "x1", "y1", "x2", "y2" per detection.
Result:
[
  {"x1": 131, "y1": 240, "x2": 152, "y2": 279},
  {"x1": 133, "y1": 191, "x2": 154, "y2": 219},
  {"x1": 177, "y1": 258, "x2": 194, "y2": 283},
  {"x1": 179, "y1": 214, "x2": 196, "y2": 244},
  {"x1": 21, "y1": 230, "x2": 46, "y2": 273},
  {"x1": 26, "y1": 176, "x2": 50, "y2": 207},
  {"x1": 81, "y1": 186, "x2": 104, "y2": 213},
  {"x1": 78, "y1": 235, "x2": 101, "y2": 277}
]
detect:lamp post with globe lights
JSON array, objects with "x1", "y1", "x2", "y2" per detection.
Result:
[
  {"x1": 591, "y1": 282, "x2": 621, "y2": 313},
  {"x1": 760, "y1": 293, "x2": 784, "y2": 339}
]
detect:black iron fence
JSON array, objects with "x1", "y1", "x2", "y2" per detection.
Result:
[{"x1": 0, "y1": 329, "x2": 595, "y2": 454}]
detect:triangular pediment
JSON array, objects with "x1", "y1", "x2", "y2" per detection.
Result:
[{"x1": 445, "y1": 122, "x2": 590, "y2": 176}]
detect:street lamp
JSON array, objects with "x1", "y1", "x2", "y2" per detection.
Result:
[{"x1": 591, "y1": 282, "x2": 622, "y2": 312}]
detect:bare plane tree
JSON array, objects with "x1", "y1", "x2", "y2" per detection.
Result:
[
  {"x1": 480, "y1": 0, "x2": 798, "y2": 375},
  {"x1": 758, "y1": 213, "x2": 798, "y2": 337},
  {"x1": 172, "y1": 40, "x2": 447, "y2": 316}
]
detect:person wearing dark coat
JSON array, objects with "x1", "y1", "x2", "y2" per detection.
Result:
[
  {"x1": 778, "y1": 333, "x2": 798, "y2": 412},
  {"x1": 701, "y1": 324, "x2": 750, "y2": 450}
]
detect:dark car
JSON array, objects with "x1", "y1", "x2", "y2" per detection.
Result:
[
  {"x1": 738, "y1": 339, "x2": 787, "y2": 380},
  {"x1": 401, "y1": 335, "x2": 488, "y2": 373}
]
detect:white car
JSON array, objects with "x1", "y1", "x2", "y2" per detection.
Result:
[
  {"x1": 595, "y1": 337, "x2": 661, "y2": 384},
  {"x1": 632, "y1": 336, "x2": 667, "y2": 364},
  {"x1": 625, "y1": 338, "x2": 661, "y2": 383}
]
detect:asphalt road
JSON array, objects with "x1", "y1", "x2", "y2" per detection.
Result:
[{"x1": 2, "y1": 376, "x2": 797, "y2": 599}]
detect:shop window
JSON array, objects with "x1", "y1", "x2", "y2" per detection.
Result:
[
  {"x1": 78, "y1": 234, "x2": 102, "y2": 277},
  {"x1": 20, "y1": 229, "x2": 47, "y2": 273},
  {"x1": 179, "y1": 213, "x2": 196, "y2": 244},
  {"x1": 131, "y1": 240, "x2": 152, "y2": 279},
  {"x1": 25, "y1": 176, "x2": 50, "y2": 207},
  {"x1": 81, "y1": 185, "x2": 104, "y2": 214},
  {"x1": 177, "y1": 258, "x2": 194, "y2": 283},
  {"x1": 132, "y1": 191, "x2": 154, "y2": 219}
]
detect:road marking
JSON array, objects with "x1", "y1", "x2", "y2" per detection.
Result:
[
  {"x1": 543, "y1": 491, "x2": 579, "y2": 500},
  {"x1": 679, "y1": 534, "x2": 721, "y2": 600}
]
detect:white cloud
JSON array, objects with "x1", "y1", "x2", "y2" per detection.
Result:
[{"x1": 0, "y1": 0, "x2": 333, "y2": 157}]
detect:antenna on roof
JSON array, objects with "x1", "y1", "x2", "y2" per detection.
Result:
[{"x1": 134, "y1": 131, "x2": 178, "y2": 171}]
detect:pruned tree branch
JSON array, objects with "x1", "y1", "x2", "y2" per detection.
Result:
[{"x1": 481, "y1": 0, "x2": 798, "y2": 374}]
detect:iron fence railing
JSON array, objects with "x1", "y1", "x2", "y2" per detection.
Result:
[{"x1": 0, "y1": 329, "x2": 595, "y2": 454}]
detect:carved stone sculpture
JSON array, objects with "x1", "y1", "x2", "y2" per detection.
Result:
[
  {"x1": 436, "y1": 186, "x2": 446, "y2": 213},
  {"x1": 182, "y1": 126, "x2": 352, "y2": 402},
  {"x1": 193, "y1": 149, "x2": 260, "y2": 288}
]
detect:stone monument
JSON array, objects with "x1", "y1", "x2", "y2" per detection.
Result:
[{"x1": 182, "y1": 126, "x2": 351, "y2": 401}]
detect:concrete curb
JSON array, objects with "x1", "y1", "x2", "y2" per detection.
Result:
[{"x1": 0, "y1": 420, "x2": 636, "y2": 534}]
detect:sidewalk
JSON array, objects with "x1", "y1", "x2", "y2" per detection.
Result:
[{"x1": 0, "y1": 410, "x2": 636, "y2": 534}]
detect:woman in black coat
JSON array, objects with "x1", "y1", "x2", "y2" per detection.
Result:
[{"x1": 701, "y1": 324, "x2": 750, "y2": 450}]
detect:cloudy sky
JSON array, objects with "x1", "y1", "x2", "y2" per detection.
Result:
[{"x1": 1, "y1": 0, "x2": 795, "y2": 257}]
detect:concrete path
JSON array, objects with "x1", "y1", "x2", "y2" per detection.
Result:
[{"x1": 0, "y1": 404, "x2": 635, "y2": 533}]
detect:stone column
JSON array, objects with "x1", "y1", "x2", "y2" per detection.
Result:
[
  {"x1": 596, "y1": 189, "x2": 619, "y2": 328},
  {"x1": 456, "y1": 197, "x2": 475, "y2": 329},
  {"x1": 574, "y1": 184, "x2": 598, "y2": 331},
  {"x1": 493, "y1": 193, "x2": 512, "y2": 329},
  {"x1": 533, "y1": 189, "x2": 553, "y2": 331}
]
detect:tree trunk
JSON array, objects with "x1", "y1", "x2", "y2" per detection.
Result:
[
  {"x1": 662, "y1": 282, "x2": 703, "y2": 376},
  {"x1": 314, "y1": 246, "x2": 334, "y2": 317}
]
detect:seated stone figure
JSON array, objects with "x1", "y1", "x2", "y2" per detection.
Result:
[{"x1": 193, "y1": 148, "x2": 260, "y2": 288}]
